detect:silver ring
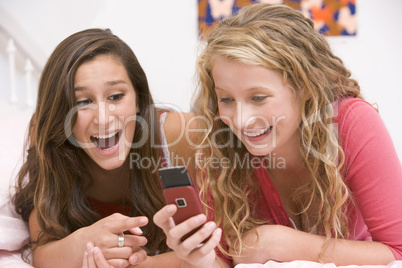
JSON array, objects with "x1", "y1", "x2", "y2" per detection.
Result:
[{"x1": 117, "y1": 233, "x2": 124, "y2": 248}]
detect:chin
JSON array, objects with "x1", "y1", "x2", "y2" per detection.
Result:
[{"x1": 245, "y1": 147, "x2": 272, "y2": 157}]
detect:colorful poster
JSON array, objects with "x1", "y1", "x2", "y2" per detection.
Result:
[{"x1": 198, "y1": 0, "x2": 356, "y2": 37}]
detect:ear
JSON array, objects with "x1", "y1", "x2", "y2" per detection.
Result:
[
  {"x1": 301, "y1": 87, "x2": 311, "y2": 100},
  {"x1": 136, "y1": 104, "x2": 140, "y2": 114}
]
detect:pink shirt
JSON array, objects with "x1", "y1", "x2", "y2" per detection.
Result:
[{"x1": 215, "y1": 97, "x2": 402, "y2": 265}]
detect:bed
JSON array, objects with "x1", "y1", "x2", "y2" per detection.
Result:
[
  {"x1": 0, "y1": 109, "x2": 33, "y2": 267},
  {"x1": 0, "y1": 110, "x2": 401, "y2": 267}
]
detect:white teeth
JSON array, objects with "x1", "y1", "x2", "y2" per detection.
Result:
[
  {"x1": 243, "y1": 127, "x2": 271, "y2": 137},
  {"x1": 92, "y1": 131, "x2": 119, "y2": 139}
]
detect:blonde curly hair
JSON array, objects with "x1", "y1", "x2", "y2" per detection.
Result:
[{"x1": 193, "y1": 3, "x2": 362, "y2": 259}]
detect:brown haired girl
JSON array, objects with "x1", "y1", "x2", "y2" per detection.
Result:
[{"x1": 13, "y1": 28, "x2": 193, "y2": 267}]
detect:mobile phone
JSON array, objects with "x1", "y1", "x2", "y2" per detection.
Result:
[{"x1": 158, "y1": 166, "x2": 205, "y2": 241}]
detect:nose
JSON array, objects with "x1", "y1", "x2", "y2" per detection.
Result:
[
  {"x1": 232, "y1": 101, "x2": 257, "y2": 131},
  {"x1": 92, "y1": 101, "x2": 113, "y2": 128}
]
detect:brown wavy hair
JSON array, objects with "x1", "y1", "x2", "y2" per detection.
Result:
[
  {"x1": 194, "y1": 3, "x2": 363, "y2": 259},
  {"x1": 13, "y1": 28, "x2": 168, "y2": 255}
]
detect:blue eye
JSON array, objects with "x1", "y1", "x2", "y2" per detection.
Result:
[
  {"x1": 252, "y1": 96, "x2": 267, "y2": 102},
  {"x1": 77, "y1": 99, "x2": 91, "y2": 107},
  {"x1": 219, "y1": 98, "x2": 234, "y2": 103},
  {"x1": 109, "y1": 93, "x2": 124, "y2": 102}
]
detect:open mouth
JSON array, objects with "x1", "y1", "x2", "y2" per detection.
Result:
[
  {"x1": 243, "y1": 126, "x2": 272, "y2": 137},
  {"x1": 90, "y1": 130, "x2": 122, "y2": 150}
]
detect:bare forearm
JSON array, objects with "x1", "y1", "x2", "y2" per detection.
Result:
[
  {"x1": 32, "y1": 229, "x2": 84, "y2": 267},
  {"x1": 129, "y1": 251, "x2": 227, "y2": 268},
  {"x1": 307, "y1": 234, "x2": 395, "y2": 266},
  {"x1": 237, "y1": 225, "x2": 396, "y2": 266},
  {"x1": 133, "y1": 251, "x2": 181, "y2": 268},
  {"x1": 182, "y1": 256, "x2": 229, "y2": 268}
]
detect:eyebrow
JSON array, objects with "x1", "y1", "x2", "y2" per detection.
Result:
[
  {"x1": 74, "y1": 80, "x2": 128, "y2": 91},
  {"x1": 215, "y1": 86, "x2": 272, "y2": 92}
]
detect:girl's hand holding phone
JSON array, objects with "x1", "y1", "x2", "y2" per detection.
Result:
[{"x1": 153, "y1": 204, "x2": 223, "y2": 268}]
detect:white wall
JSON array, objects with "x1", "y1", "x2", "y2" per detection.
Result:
[
  {"x1": 326, "y1": 0, "x2": 402, "y2": 161},
  {"x1": 0, "y1": 0, "x2": 401, "y2": 160},
  {"x1": 0, "y1": 0, "x2": 199, "y2": 112}
]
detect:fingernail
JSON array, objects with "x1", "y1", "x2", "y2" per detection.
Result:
[
  {"x1": 166, "y1": 205, "x2": 175, "y2": 213},
  {"x1": 139, "y1": 217, "x2": 147, "y2": 224},
  {"x1": 143, "y1": 237, "x2": 148, "y2": 245},
  {"x1": 216, "y1": 228, "x2": 222, "y2": 236},
  {"x1": 134, "y1": 227, "x2": 143, "y2": 234},
  {"x1": 130, "y1": 254, "x2": 138, "y2": 264},
  {"x1": 206, "y1": 221, "x2": 216, "y2": 231},
  {"x1": 93, "y1": 247, "x2": 99, "y2": 254},
  {"x1": 86, "y1": 242, "x2": 92, "y2": 250},
  {"x1": 195, "y1": 214, "x2": 206, "y2": 224}
]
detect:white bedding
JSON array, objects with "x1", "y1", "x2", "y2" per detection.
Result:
[
  {"x1": 0, "y1": 111, "x2": 401, "y2": 267},
  {"x1": 236, "y1": 260, "x2": 402, "y2": 268},
  {"x1": 0, "y1": 110, "x2": 33, "y2": 267}
]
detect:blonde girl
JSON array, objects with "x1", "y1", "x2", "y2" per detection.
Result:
[{"x1": 154, "y1": 4, "x2": 402, "y2": 267}]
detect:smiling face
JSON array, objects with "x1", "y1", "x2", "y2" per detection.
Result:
[
  {"x1": 212, "y1": 57, "x2": 302, "y2": 157},
  {"x1": 72, "y1": 54, "x2": 139, "y2": 170}
]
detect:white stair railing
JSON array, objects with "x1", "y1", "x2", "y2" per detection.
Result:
[
  {"x1": 3, "y1": 36, "x2": 41, "y2": 110},
  {"x1": 0, "y1": 6, "x2": 46, "y2": 112},
  {"x1": 6, "y1": 38, "x2": 17, "y2": 105},
  {"x1": 24, "y1": 58, "x2": 34, "y2": 108}
]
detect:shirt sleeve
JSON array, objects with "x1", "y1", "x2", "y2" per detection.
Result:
[{"x1": 338, "y1": 98, "x2": 402, "y2": 259}]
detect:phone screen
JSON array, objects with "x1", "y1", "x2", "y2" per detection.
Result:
[{"x1": 158, "y1": 166, "x2": 192, "y2": 188}]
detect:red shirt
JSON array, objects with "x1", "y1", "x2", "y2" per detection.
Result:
[
  {"x1": 87, "y1": 197, "x2": 131, "y2": 218},
  {"x1": 214, "y1": 97, "x2": 402, "y2": 266}
]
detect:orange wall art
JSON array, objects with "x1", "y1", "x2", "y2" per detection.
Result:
[{"x1": 198, "y1": 0, "x2": 357, "y2": 37}]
